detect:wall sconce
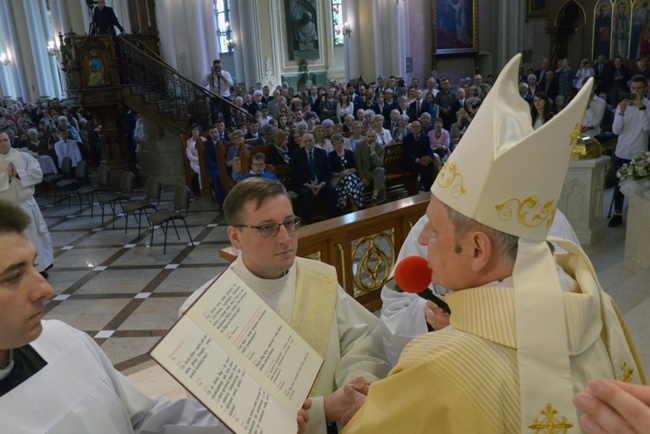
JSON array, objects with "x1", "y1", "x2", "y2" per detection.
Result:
[
  {"x1": 47, "y1": 40, "x2": 60, "y2": 57},
  {"x1": 343, "y1": 22, "x2": 352, "y2": 38},
  {"x1": 227, "y1": 39, "x2": 236, "y2": 52},
  {"x1": 0, "y1": 52, "x2": 10, "y2": 65}
]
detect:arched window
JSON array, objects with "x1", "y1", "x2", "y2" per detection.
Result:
[{"x1": 213, "y1": 0, "x2": 233, "y2": 54}]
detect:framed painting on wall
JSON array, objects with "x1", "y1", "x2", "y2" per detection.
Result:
[
  {"x1": 527, "y1": 0, "x2": 548, "y2": 18},
  {"x1": 433, "y1": 0, "x2": 478, "y2": 55},
  {"x1": 286, "y1": 0, "x2": 320, "y2": 61}
]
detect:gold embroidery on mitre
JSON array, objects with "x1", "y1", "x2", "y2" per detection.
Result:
[
  {"x1": 621, "y1": 360, "x2": 634, "y2": 383},
  {"x1": 528, "y1": 403, "x2": 574, "y2": 433},
  {"x1": 495, "y1": 196, "x2": 556, "y2": 228},
  {"x1": 436, "y1": 161, "x2": 466, "y2": 198}
]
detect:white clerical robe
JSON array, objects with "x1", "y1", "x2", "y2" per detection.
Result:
[
  {"x1": 343, "y1": 247, "x2": 645, "y2": 433},
  {"x1": 182, "y1": 256, "x2": 391, "y2": 434},
  {"x1": 0, "y1": 320, "x2": 225, "y2": 433},
  {"x1": 379, "y1": 209, "x2": 581, "y2": 366},
  {"x1": 0, "y1": 148, "x2": 54, "y2": 272}
]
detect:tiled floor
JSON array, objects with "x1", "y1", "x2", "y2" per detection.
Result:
[
  {"x1": 41, "y1": 187, "x2": 228, "y2": 371},
  {"x1": 39, "y1": 185, "x2": 650, "y2": 385}
]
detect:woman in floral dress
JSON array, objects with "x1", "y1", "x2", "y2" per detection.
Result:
[{"x1": 328, "y1": 133, "x2": 364, "y2": 210}]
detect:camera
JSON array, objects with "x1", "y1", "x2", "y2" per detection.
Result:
[{"x1": 627, "y1": 93, "x2": 637, "y2": 101}]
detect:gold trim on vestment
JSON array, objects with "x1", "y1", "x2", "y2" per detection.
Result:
[
  {"x1": 527, "y1": 403, "x2": 574, "y2": 433},
  {"x1": 292, "y1": 259, "x2": 338, "y2": 394}
]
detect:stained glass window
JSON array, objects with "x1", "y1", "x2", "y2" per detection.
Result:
[{"x1": 332, "y1": 0, "x2": 344, "y2": 46}]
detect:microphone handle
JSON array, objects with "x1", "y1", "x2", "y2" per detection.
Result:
[
  {"x1": 387, "y1": 278, "x2": 451, "y2": 314},
  {"x1": 415, "y1": 289, "x2": 451, "y2": 314}
]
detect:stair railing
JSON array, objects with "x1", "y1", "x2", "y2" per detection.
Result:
[{"x1": 117, "y1": 36, "x2": 251, "y2": 128}]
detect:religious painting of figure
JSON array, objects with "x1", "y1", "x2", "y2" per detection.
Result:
[
  {"x1": 593, "y1": 1, "x2": 612, "y2": 59},
  {"x1": 630, "y1": 0, "x2": 650, "y2": 60},
  {"x1": 527, "y1": 0, "x2": 548, "y2": 18},
  {"x1": 613, "y1": 1, "x2": 631, "y2": 58},
  {"x1": 433, "y1": 0, "x2": 477, "y2": 54},
  {"x1": 286, "y1": 0, "x2": 319, "y2": 61}
]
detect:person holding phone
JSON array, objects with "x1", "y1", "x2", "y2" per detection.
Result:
[
  {"x1": 609, "y1": 74, "x2": 650, "y2": 227},
  {"x1": 203, "y1": 59, "x2": 234, "y2": 124}
]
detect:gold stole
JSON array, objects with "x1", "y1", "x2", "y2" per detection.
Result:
[{"x1": 291, "y1": 258, "x2": 338, "y2": 394}]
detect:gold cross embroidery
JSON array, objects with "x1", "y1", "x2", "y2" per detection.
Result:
[
  {"x1": 621, "y1": 360, "x2": 634, "y2": 383},
  {"x1": 325, "y1": 275, "x2": 336, "y2": 283},
  {"x1": 528, "y1": 403, "x2": 574, "y2": 433}
]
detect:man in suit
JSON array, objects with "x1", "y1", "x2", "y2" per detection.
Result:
[
  {"x1": 204, "y1": 124, "x2": 225, "y2": 208},
  {"x1": 291, "y1": 133, "x2": 337, "y2": 224},
  {"x1": 347, "y1": 82, "x2": 363, "y2": 114},
  {"x1": 542, "y1": 70, "x2": 560, "y2": 101},
  {"x1": 435, "y1": 77, "x2": 457, "y2": 130},
  {"x1": 354, "y1": 129, "x2": 386, "y2": 206},
  {"x1": 594, "y1": 54, "x2": 610, "y2": 93},
  {"x1": 402, "y1": 120, "x2": 441, "y2": 192},
  {"x1": 607, "y1": 56, "x2": 631, "y2": 105},
  {"x1": 407, "y1": 89, "x2": 429, "y2": 122}
]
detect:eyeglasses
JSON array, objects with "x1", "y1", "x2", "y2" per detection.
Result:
[{"x1": 235, "y1": 217, "x2": 301, "y2": 238}]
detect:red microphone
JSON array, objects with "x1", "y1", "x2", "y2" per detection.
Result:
[
  {"x1": 388, "y1": 256, "x2": 450, "y2": 313},
  {"x1": 394, "y1": 256, "x2": 432, "y2": 293}
]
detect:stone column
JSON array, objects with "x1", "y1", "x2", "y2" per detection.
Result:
[
  {"x1": 78, "y1": 0, "x2": 92, "y2": 34},
  {"x1": 496, "y1": 1, "x2": 525, "y2": 70},
  {"x1": 138, "y1": 114, "x2": 185, "y2": 187},
  {"x1": 181, "y1": 0, "x2": 209, "y2": 82},
  {"x1": 343, "y1": 0, "x2": 360, "y2": 81},
  {"x1": 23, "y1": 0, "x2": 51, "y2": 99},
  {"x1": 155, "y1": 0, "x2": 178, "y2": 70},
  {"x1": 2, "y1": 1, "x2": 31, "y2": 100},
  {"x1": 236, "y1": 1, "x2": 261, "y2": 88}
]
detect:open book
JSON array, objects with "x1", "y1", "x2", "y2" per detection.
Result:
[{"x1": 150, "y1": 268, "x2": 324, "y2": 434}]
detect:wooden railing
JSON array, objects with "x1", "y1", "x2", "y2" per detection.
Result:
[
  {"x1": 221, "y1": 192, "x2": 430, "y2": 312},
  {"x1": 117, "y1": 36, "x2": 251, "y2": 129}
]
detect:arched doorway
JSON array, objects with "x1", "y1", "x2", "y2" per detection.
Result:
[{"x1": 552, "y1": 1, "x2": 587, "y2": 68}]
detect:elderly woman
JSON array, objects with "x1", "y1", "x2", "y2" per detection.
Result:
[
  {"x1": 428, "y1": 118, "x2": 450, "y2": 160},
  {"x1": 328, "y1": 133, "x2": 364, "y2": 210}
]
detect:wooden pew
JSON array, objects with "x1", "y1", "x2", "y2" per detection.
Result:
[{"x1": 220, "y1": 192, "x2": 431, "y2": 312}]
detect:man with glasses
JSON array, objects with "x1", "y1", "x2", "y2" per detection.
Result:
[{"x1": 182, "y1": 178, "x2": 390, "y2": 434}]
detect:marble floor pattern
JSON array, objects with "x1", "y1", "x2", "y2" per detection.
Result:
[{"x1": 38, "y1": 185, "x2": 650, "y2": 396}]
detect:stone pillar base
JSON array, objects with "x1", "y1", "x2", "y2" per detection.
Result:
[{"x1": 559, "y1": 155, "x2": 610, "y2": 245}]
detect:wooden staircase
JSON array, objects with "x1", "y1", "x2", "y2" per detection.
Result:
[{"x1": 117, "y1": 36, "x2": 249, "y2": 135}]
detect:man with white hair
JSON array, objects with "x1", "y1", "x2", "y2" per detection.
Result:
[{"x1": 341, "y1": 55, "x2": 644, "y2": 433}]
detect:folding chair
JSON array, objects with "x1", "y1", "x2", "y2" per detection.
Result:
[
  {"x1": 123, "y1": 177, "x2": 162, "y2": 236},
  {"x1": 75, "y1": 164, "x2": 110, "y2": 217},
  {"x1": 97, "y1": 171, "x2": 134, "y2": 228},
  {"x1": 56, "y1": 160, "x2": 87, "y2": 208},
  {"x1": 148, "y1": 185, "x2": 194, "y2": 253}
]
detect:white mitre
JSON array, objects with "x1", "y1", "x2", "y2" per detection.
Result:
[{"x1": 432, "y1": 53, "x2": 593, "y2": 432}]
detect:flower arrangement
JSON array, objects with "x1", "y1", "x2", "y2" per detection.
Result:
[
  {"x1": 617, "y1": 151, "x2": 650, "y2": 181},
  {"x1": 618, "y1": 151, "x2": 650, "y2": 200}
]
